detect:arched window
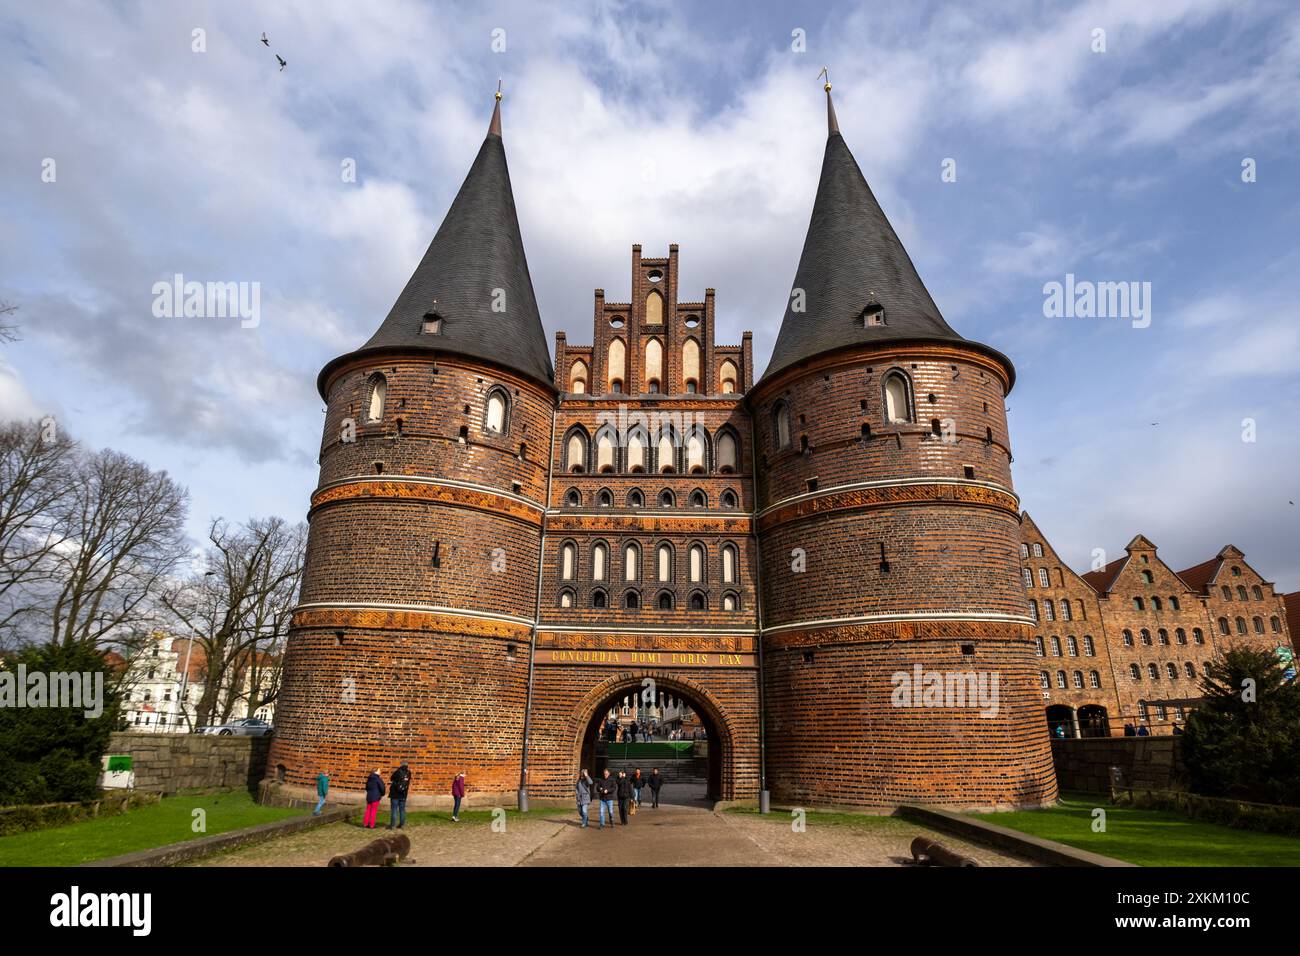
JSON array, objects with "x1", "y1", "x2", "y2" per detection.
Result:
[
  {"x1": 1044, "y1": 601, "x2": 1055, "y2": 622},
  {"x1": 717, "y1": 430, "x2": 738, "y2": 473},
  {"x1": 559, "y1": 589, "x2": 575, "y2": 608},
  {"x1": 624, "y1": 543, "x2": 640, "y2": 581},
  {"x1": 1185, "y1": 662, "x2": 1196, "y2": 678},
  {"x1": 570, "y1": 359, "x2": 588, "y2": 394},
  {"x1": 1034, "y1": 636, "x2": 1044, "y2": 655},
  {"x1": 1061, "y1": 601, "x2": 1072, "y2": 621},
  {"x1": 597, "y1": 488, "x2": 613, "y2": 508},
  {"x1": 592, "y1": 589, "x2": 607, "y2": 609},
  {"x1": 645, "y1": 289, "x2": 664, "y2": 325},
  {"x1": 1029, "y1": 600, "x2": 1039, "y2": 621},
  {"x1": 719, "y1": 359, "x2": 738, "y2": 395},
  {"x1": 1089, "y1": 670, "x2": 1101, "y2": 689},
  {"x1": 657, "y1": 543, "x2": 673, "y2": 582},
  {"x1": 365, "y1": 373, "x2": 387, "y2": 422},
  {"x1": 722, "y1": 543, "x2": 737, "y2": 584},
  {"x1": 773, "y1": 401, "x2": 791, "y2": 449},
  {"x1": 624, "y1": 591, "x2": 641, "y2": 610},
  {"x1": 1167, "y1": 663, "x2": 1179, "y2": 679},
  {"x1": 658, "y1": 489, "x2": 675, "y2": 508},
  {"x1": 686, "y1": 430, "x2": 707, "y2": 473},
  {"x1": 1231, "y1": 565, "x2": 1241, "y2": 576},
  {"x1": 565, "y1": 429, "x2": 589, "y2": 473},
  {"x1": 1055, "y1": 670, "x2": 1067, "y2": 689},
  {"x1": 628, "y1": 489, "x2": 644, "y2": 508},
  {"x1": 721, "y1": 489, "x2": 738, "y2": 509},
  {"x1": 1158, "y1": 628, "x2": 1169, "y2": 645},
  {"x1": 1122, "y1": 629, "x2": 1133, "y2": 646},
  {"x1": 1133, "y1": 597, "x2": 1144, "y2": 611},
  {"x1": 560, "y1": 542, "x2": 577, "y2": 581},
  {"x1": 1176, "y1": 628, "x2": 1186, "y2": 645},
  {"x1": 644, "y1": 338, "x2": 663, "y2": 393},
  {"x1": 1217, "y1": 617, "x2": 1230, "y2": 635},
  {"x1": 1140, "y1": 629, "x2": 1152, "y2": 646},
  {"x1": 1147, "y1": 663, "x2": 1159, "y2": 680},
  {"x1": 1040, "y1": 671, "x2": 1050, "y2": 689},
  {"x1": 1271, "y1": 616, "x2": 1282, "y2": 633},
  {"x1": 484, "y1": 388, "x2": 509, "y2": 434},
  {"x1": 682, "y1": 338, "x2": 701, "y2": 392},
  {"x1": 1253, "y1": 616, "x2": 1264, "y2": 634},
  {"x1": 1252, "y1": 585, "x2": 1263, "y2": 600},
  {"x1": 564, "y1": 488, "x2": 581, "y2": 508},
  {"x1": 1066, "y1": 635, "x2": 1078, "y2": 656},
  {"x1": 689, "y1": 591, "x2": 706, "y2": 611},
  {"x1": 657, "y1": 429, "x2": 677, "y2": 473},
  {"x1": 1083, "y1": 635, "x2": 1095, "y2": 656},
  {"x1": 1141, "y1": 570, "x2": 1153, "y2": 584},
  {"x1": 607, "y1": 338, "x2": 626, "y2": 393},
  {"x1": 592, "y1": 542, "x2": 608, "y2": 581},
  {"x1": 626, "y1": 428, "x2": 647, "y2": 473},
  {"x1": 1235, "y1": 616, "x2": 1246, "y2": 634},
  {"x1": 1050, "y1": 636, "x2": 1061, "y2": 656},
  {"x1": 882, "y1": 370, "x2": 912, "y2": 424},
  {"x1": 689, "y1": 544, "x2": 705, "y2": 583},
  {"x1": 1237, "y1": 585, "x2": 1248, "y2": 601},
  {"x1": 1221, "y1": 585, "x2": 1232, "y2": 600},
  {"x1": 1072, "y1": 671, "x2": 1083, "y2": 689},
  {"x1": 596, "y1": 428, "x2": 617, "y2": 473},
  {"x1": 1130, "y1": 664, "x2": 1141, "y2": 680},
  {"x1": 689, "y1": 489, "x2": 706, "y2": 508},
  {"x1": 657, "y1": 591, "x2": 674, "y2": 610},
  {"x1": 722, "y1": 592, "x2": 738, "y2": 611}
]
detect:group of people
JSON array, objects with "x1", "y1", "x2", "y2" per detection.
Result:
[
  {"x1": 312, "y1": 765, "x2": 468, "y2": 827},
  {"x1": 602, "y1": 720, "x2": 654, "y2": 743},
  {"x1": 574, "y1": 767, "x2": 664, "y2": 828}
]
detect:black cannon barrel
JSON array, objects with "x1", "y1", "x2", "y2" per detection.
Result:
[
  {"x1": 328, "y1": 833, "x2": 412, "y2": 867},
  {"x1": 910, "y1": 836, "x2": 979, "y2": 868}
]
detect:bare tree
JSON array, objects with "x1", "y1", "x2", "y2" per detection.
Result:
[
  {"x1": 164, "y1": 517, "x2": 305, "y2": 727},
  {"x1": 0, "y1": 301, "x2": 18, "y2": 344},
  {"x1": 0, "y1": 420, "x2": 76, "y2": 641},
  {"x1": 47, "y1": 448, "x2": 190, "y2": 647}
]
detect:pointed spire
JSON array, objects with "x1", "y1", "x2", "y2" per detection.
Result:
[
  {"x1": 488, "y1": 80, "x2": 503, "y2": 137},
  {"x1": 317, "y1": 93, "x2": 553, "y2": 396},
  {"x1": 820, "y1": 68, "x2": 839, "y2": 136},
  {"x1": 758, "y1": 79, "x2": 1013, "y2": 387}
]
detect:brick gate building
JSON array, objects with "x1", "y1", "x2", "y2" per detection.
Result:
[{"x1": 265, "y1": 88, "x2": 1066, "y2": 811}]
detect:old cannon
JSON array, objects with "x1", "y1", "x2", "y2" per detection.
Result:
[
  {"x1": 910, "y1": 836, "x2": 979, "y2": 868},
  {"x1": 328, "y1": 833, "x2": 412, "y2": 867}
]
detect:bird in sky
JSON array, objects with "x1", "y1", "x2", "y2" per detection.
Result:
[
  {"x1": 260, "y1": 32, "x2": 269, "y2": 46},
  {"x1": 276, "y1": 54, "x2": 287, "y2": 71}
]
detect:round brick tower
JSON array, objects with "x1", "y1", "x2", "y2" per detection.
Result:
[
  {"x1": 748, "y1": 87, "x2": 1057, "y2": 809},
  {"x1": 265, "y1": 98, "x2": 556, "y2": 805}
]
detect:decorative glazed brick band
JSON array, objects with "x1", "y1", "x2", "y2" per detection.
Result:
[
  {"x1": 537, "y1": 648, "x2": 755, "y2": 668},
  {"x1": 544, "y1": 512, "x2": 753, "y2": 534},
  {"x1": 765, "y1": 616, "x2": 1032, "y2": 650},
  {"x1": 291, "y1": 603, "x2": 535, "y2": 641},
  {"x1": 309, "y1": 476, "x2": 545, "y2": 526},
  {"x1": 537, "y1": 630, "x2": 756, "y2": 654},
  {"x1": 757, "y1": 479, "x2": 1020, "y2": 533}
]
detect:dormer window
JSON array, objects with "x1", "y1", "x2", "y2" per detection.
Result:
[
  {"x1": 861, "y1": 303, "x2": 886, "y2": 327},
  {"x1": 422, "y1": 313, "x2": 443, "y2": 334}
]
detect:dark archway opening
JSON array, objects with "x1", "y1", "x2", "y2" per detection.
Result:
[
  {"x1": 577, "y1": 686, "x2": 723, "y2": 804},
  {"x1": 1078, "y1": 704, "x2": 1110, "y2": 738},
  {"x1": 1045, "y1": 704, "x2": 1077, "y2": 739}
]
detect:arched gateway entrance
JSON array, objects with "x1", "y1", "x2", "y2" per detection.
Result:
[{"x1": 566, "y1": 674, "x2": 735, "y2": 802}]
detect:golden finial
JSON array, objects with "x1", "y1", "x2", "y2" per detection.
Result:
[
  {"x1": 818, "y1": 66, "x2": 831, "y2": 92},
  {"x1": 495, "y1": 78, "x2": 502, "y2": 101}
]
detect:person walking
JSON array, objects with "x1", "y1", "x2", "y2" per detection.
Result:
[
  {"x1": 595, "y1": 769, "x2": 617, "y2": 829},
  {"x1": 451, "y1": 772, "x2": 466, "y2": 821},
  {"x1": 575, "y1": 770, "x2": 594, "y2": 828},
  {"x1": 631, "y1": 768, "x2": 645, "y2": 806},
  {"x1": 648, "y1": 768, "x2": 663, "y2": 809},
  {"x1": 616, "y1": 770, "x2": 632, "y2": 825},
  {"x1": 363, "y1": 769, "x2": 385, "y2": 829},
  {"x1": 313, "y1": 769, "x2": 330, "y2": 816},
  {"x1": 387, "y1": 761, "x2": 412, "y2": 830}
]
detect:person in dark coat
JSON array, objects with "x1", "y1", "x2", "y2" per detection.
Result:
[
  {"x1": 595, "y1": 769, "x2": 617, "y2": 828},
  {"x1": 387, "y1": 761, "x2": 412, "y2": 830},
  {"x1": 1123, "y1": 723, "x2": 1136, "y2": 737},
  {"x1": 1136, "y1": 724, "x2": 1150, "y2": 737},
  {"x1": 451, "y1": 772, "x2": 466, "y2": 821},
  {"x1": 616, "y1": 771, "x2": 633, "y2": 824},
  {"x1": 575, "y1": 770, "x2": 593, "y2": 828},
  {"x1": 648, "y1": 768, "x2": 663, "y2": 809},
  {"x1": 631, "y1": 768, "x2": 646, "y2": 806},
  {"x1": 363, "y1": 769, "x2": 385, "y2": 828}
]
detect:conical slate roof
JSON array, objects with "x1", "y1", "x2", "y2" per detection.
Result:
[
  {"x1": 318, "y1": 99, "x2": 554, "y2": 397},
  {"x1": 760, "y1": 89, "x2": 1012, "y2": 387}
]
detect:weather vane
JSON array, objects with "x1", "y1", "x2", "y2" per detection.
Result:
[
  {"x1": 496, "y1": 77, "x2": 503, "y2": 101},
  {"x1": 818, "y1": 66, "x2": 831, "y2": 92}
]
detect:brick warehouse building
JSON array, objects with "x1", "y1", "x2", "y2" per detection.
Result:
[{"x1": 265, "y1": 89, "x2": 1289, "y2": 811}]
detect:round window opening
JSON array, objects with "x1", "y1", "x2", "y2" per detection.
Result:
[
  {"x1": 647, "y1": 269, "x2": 663, "y2": 283},
  {"x1": 684, "y1": 314, "x2": 700, "y2": 328},
  {"x1": 609, "y1": 316, "x2": 625, "y2": 329}
]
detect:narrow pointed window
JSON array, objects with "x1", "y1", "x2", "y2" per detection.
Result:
[
  {"x1": 366, "y1": 373, "x2": 387, "y2": 422},
  {"x1": 607, "y1": 338, "x2": 626, "y2": 393},
  {"x1": 717, "y1": 431, "x2": 738, "y2": 473},
  {"x1": 627, "y1": 430, "x2": 646, "y2": 473},
  {"x1": 719, "y1": 359, "x2": 738, "y2": 395},
  {"x1": 682, "y1": 338, "x2": 701, "y2": 392},
  {"x1": 484, "y1": 388, "x2": 508, "y2": 434},
  {"x1": 645, "y1": 338, "x2": 663, "y2": 394},
  {"x1": 773, "y1": 401, "x2": 791, "y2": 449},
  {"x1": 570, "y1": 359, "x2": 588, "y2": 394},
  {"x1": 592, "y1": 543, "x2": 608, "y2": 582},
  {"x1": 657, "y1": 544, "x2": 673, "y2": 582},
  {"x1": 883, "y1": 370, "x2": 912, "y2": 424}
]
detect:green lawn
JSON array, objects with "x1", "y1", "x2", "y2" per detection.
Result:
[
  {"x1": 969, "y1": 793, "x2": 1300, "y2": 866},
  {"x1": 726, "y1": 806, "x2": 912, "y2": 831},
  {"x1": 0, "y1": 791, "x2": 306, "y2": 867}
]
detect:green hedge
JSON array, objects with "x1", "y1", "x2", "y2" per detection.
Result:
[
  {"x1": 1116, "y1": 788, "x2": 1300, "y2": 838},
  {"x1": 602, "y1": 742, "x2": 695, "y2": 759},
  {"x1": 0, "y1": 791, "x2": 159, "y2": 837}
]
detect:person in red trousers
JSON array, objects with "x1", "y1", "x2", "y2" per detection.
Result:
[{"x1": 364, "y1": 768, "x2": 385, "y2": 828}]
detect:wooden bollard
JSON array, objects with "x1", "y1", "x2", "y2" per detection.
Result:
[
  {"x1": 328, "y1": 833, "x2": 412, "y2": 867},
  {"x1": 910, "y1": 836, "x2": 979, "y2": 867}
]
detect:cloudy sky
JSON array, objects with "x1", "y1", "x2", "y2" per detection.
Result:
[{"x1": 2, "y1": 0, "x2": 1298, "y2": 588}]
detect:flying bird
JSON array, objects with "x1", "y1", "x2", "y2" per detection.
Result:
[
  {"x1": 261, "y1": 32, "x2": 269, "y2": 46},
  {"x1": 277, "y1": 54, "x2": 287, "y2": 71}
]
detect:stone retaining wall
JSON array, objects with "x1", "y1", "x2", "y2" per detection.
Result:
[
  {"x1": 1051, "y1": 737, "x2": 1185, "y2": 794},
  {"x1": 106, "y1": 732, "x2": 271, "y2": 795}
]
